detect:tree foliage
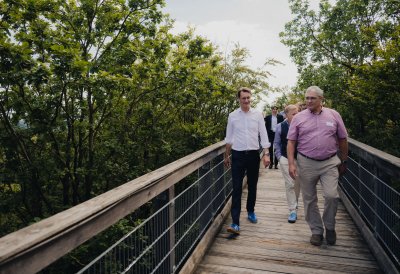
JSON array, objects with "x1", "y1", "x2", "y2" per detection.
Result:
[
  {"x1": 0, "y1": 1, "x2": 274, "y2": 271},
  {"x1": 280, "y1": 0, "x2": 400, "y2": 157},
  {"x1": 0, "y1": 0, "x2": 272, "y2": 240}
]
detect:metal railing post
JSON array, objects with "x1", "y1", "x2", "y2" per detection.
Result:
[
  {"x1": 357, "y1": 162, "x2": 362, "y2": 211},
  {"x1": 169, "y1": 186, "x2": 176, "y2": 273},
  {"x1": 373, "y1": 176, "x2": 378, "y2": 238}
]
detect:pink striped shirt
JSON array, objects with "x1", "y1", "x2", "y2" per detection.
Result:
[{"x1": 287, "y1": 107, "x2": 347, "y2": 160}]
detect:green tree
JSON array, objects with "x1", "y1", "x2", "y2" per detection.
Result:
[
  {"x1": 0, "y1": 0, "x2": 275, "y2": 236},
  {"x1": 0, "y1": 0, "x2": 167, "y2": 231},
  {"x1": 0, "y1": 1, "x2": 274, "y2": 271},
  {"x1": 280, "y1": 0, "x2": 400, "y2": 156}
]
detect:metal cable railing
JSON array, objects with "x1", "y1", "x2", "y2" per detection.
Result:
[
  {"x1": 77, "y1": 155, "x2": 232, "y2": 274},
  {"x1": 339, "y1": 155, "x2": 400, "y2": 271},
  {"x1": 0, "y1": 141, "x2": 227, "y2": 274},
  {"x1": 3, "y1": 138, "x2": 398, "y2": 273}
]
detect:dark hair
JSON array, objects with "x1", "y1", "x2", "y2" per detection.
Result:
[{"x1": 237, "y1": 87, "x2": 252, "y2": 98}]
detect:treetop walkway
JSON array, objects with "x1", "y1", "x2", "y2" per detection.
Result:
[
  {"x1": 192, "y1": 167, "x2": 382, "y2": 273},
  {"x1": 0, "y1": 138, "x2": 399, "y2": 274}
]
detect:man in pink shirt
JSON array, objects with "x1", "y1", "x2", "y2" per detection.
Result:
[{"x1": 287, "y1": 86, "x2": 348, "y2": 246}]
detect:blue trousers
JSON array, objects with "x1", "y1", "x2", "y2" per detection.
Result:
[{"x1": 231, "y1": 150, "x2": 260, "y2": 226}]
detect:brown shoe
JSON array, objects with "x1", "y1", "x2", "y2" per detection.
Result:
[
  {"x1": 326, "y1": 229, "x2": 336, "y2": 245},
  {"x1": 310, "y1": 234, "x2": 323, "y2": 246}
]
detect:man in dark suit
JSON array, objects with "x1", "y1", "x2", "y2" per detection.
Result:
[{"x1": 265, "y1": 106, "x2": 284, "y2": 169}]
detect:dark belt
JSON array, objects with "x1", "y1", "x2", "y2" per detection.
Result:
[
  {"x1": 298, "y1": 151, "x2": 336, "y2": 161},
  {"x1": 232, "y1": 149, "x2": 259, "y2": 155}
]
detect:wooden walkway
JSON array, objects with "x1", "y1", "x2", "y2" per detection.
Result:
[{"x1": 195, "y1": 165, "x2": 383, "y2": 273}]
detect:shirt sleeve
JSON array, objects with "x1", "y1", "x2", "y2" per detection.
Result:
[
  {"x1": 225, "y1": 113, "x2": 234, "y2": 144},
  {"x1": 287, "y1": 116, "x2": 299, "y2": 141},
  {"x1": 334, "y1": 111, "x2": 348, "y2": 139},
  {"x1": 258, "y1": 112, "x2": 271, "y2": 148},
  {"x1": 274, "y1": 123, "x2": 282, "y2": 160}
]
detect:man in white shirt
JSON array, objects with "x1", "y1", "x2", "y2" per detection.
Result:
[{"x1": 224, "y1": 87, "x2": 271, "y2": 234}]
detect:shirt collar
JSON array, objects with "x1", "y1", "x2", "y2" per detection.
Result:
[
  {"x1": 309, "y1": 106, "x2": 324, "y2": 115},
  {"x1": 238, "y1": 107, "x2": 253, "y2": 113}
]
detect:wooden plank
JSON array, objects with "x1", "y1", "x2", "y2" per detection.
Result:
[
  {"x1": 199, "y1": 254, "x2": 380, "y2": 274},
  {"x1": 196, "y1": 262, "x2": 343, "y2": 274},
  {"x1": 207, "y1": 243, "x2": 379, "y2": 269},
  {"x1": 192, "y1": 166, "x2": 383, "y2": 274},
  {"x1": 211, "y1": 237, "x2": 376, "y2": 260}
]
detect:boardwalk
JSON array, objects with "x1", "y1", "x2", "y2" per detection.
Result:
[{"x1": 195, "y1": 165, "x2": 382, "y2": 273}]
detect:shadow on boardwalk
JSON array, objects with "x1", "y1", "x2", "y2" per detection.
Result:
[{"x1": 195, "y1": 164, "x2": 382, "y2": 274}]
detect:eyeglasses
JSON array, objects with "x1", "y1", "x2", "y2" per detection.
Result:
[{"x1": 305, "y1": 96, "x2": 318, "y2": 101}]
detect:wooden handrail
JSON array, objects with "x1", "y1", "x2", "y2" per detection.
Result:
[
  {"x1": 348, "y1": 137, "x2": 400, "y2": 178},
  {"x1": 0, "y1": 141, "x2": 226, "y2": 274},
  {"x1": 340, "y1": 138, "x2": 400, "y2": 273}
]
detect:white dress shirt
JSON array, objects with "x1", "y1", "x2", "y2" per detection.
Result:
[
  {"x1": 271, "y1": 115, "x2": 278, "y2": 132},
  {"x1": 225, "y1": 108, "x2": 270, "y2": 150}
]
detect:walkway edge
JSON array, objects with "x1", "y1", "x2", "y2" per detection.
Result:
[{"x1": 179, "y1": 198, "x2": 232, "y2": 274}]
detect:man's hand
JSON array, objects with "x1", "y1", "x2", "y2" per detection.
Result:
[
  {"x1": 262, "y1": 155, "x2": 270, "y2": 168},
  {"x1": 338, "y1": 138, "x2": 348, "y2": 176},
  {"x1": 224, "y1": 156, "x2": 231, "y2": 168},
  {"x1": 224, "y1": 144, "x2": 232, "y2": 168},
  {"x1": 289, "y1": 163, "x2": 297, "y2": 179},
  {"x1": 287, "y1": 140, "x2": 298, "y2": 179},
  {"x1": 338, "y1": 163, "x2": 347, "y2": 176}
]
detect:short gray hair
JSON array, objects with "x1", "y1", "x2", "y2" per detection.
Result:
[{"x1": 306, "y1": 86, "x2": 324, "y2": 97}]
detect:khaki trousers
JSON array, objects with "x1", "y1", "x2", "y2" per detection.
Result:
[
  {"x1": 279, "y1": 156, "x2": 300, "y2": 212},
  {"x1": 297, "y1": 153, "x2": 341, "y2": 235}
]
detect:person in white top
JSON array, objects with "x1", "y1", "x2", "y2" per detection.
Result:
[{"x1": 224, "y1": 87, "x2": 271, "y2": 234}]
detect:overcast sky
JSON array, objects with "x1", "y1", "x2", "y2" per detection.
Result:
[{"x1": 163, "y1": 0, "x2": 322, "y2": 94}]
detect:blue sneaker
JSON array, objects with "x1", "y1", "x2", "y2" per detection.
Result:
[
  {"x1": 227, "y1": 223, "x2": 240, "y2": 234},
  {"x1": 248, "y1": 212, "x2": 258, "y2": 223},
  {"x1": 288, "y1": 211, "x2": 297, "y2": 223}
]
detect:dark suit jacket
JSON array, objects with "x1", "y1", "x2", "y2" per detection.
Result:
[{"x1": 264, "y1": 114, "x2": 284, "y2": 136}]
